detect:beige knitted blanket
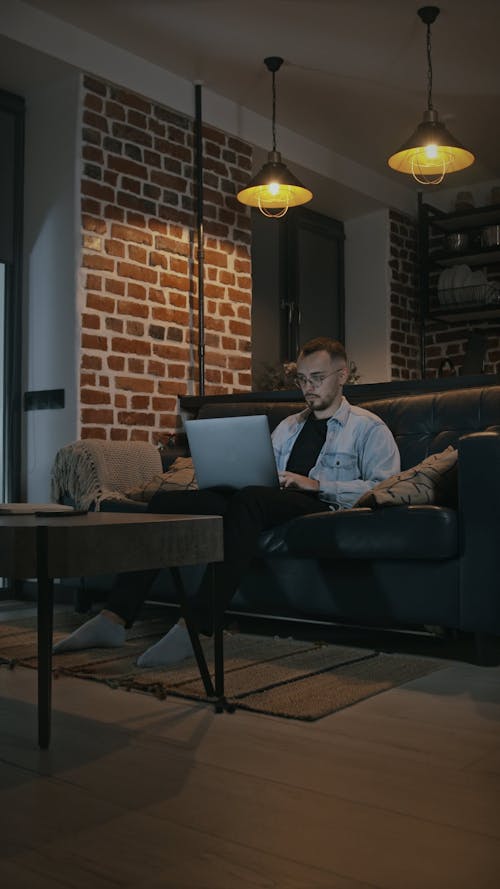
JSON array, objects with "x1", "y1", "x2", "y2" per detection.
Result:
[{"x1": 50, "y1": 440, "x2": 163, "y2": 510}]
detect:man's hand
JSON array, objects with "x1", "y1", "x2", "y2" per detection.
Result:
[{"x1": 279, "y1": 471, "x2": 320, "y2": 493}]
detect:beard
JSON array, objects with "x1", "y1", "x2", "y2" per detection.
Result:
[
  {"x1": 304, "y1": 385, "x2": 341, "y2": 414},
  {"x1": 305, "y1": 392, "x2": 328, "y2": 410}
]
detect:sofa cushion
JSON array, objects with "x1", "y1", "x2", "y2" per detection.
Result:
[
  {"x1": 284, "y1": 505, "x2": 458, "y2": 560},
  {"x1": 124, "y1": 457, "x2": 197, "y2": 502},
  {"x1": 355, "y1": 446, "x2": 458, "y2": 509}
]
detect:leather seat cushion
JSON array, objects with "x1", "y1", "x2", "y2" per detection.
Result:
[{"x1": 281, "y1": 505, "x2": 458, "y2": 560}]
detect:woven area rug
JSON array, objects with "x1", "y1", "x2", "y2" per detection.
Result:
[{"x1": 0, "y1": 610, "x2": 446, "y2": 721}]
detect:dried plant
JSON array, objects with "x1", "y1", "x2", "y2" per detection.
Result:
[
  {"x1": 254, "y1": 359, "x2": 361, "y2": 390},
  {"x1": 254, "y1": 361, "x2": 297, "y2": 391},
  {"x1": 347, "y1": 360, "x2": 360, "y2": 384}
]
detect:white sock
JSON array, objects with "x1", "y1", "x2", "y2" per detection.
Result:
[
  {"x1": 136, "y1": 622, "x2": 193, "y2": 668},
  {"x1": 53, "y1": 613, "x2": 126, "y2": 653}
]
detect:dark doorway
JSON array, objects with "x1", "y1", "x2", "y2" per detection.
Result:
[{"x1": 252, "y1": 206, "x2": 344, "y2": 386}]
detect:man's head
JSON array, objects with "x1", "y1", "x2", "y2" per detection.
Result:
[{"x1": 295, "y1": 337, "x2": 349, "y2": 418}]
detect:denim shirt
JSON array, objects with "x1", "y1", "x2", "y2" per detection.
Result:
[{"x1": 271, "y1": 396, "x2": 400, "y2": 509}]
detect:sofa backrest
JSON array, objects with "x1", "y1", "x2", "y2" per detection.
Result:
[
  {"x1": 360, "y1": 386, "x2": 500, "y2": 469},
  {"x1": 197, "y1": 400, "x2": 304, "y2": 432},
  {"x1": 195, "y1": 385, "x2": 500, "y2": 471}
]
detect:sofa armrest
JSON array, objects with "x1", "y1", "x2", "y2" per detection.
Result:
[
  {"x1": 51, "y1": 439, "x2": 163, "y2": 510},
  {"x1": 458, "y1": 429, "x2": 500, "y2": 634}
]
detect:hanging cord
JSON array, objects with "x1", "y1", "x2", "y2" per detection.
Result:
[
  {"x1": 271, "y1": 68, "x2": 277, "y2": 151},
  {"x1": 426, "y1": 20, "x2": 434, "y2": 110}
]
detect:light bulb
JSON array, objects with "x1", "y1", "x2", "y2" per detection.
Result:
[
  {"x1": 258, "y1": 190, "x2": 289, "y2": 218},
  {"x1": 268, "y1": 182, "x2": 280, "y2": 196},
  {"x1": 425, "y1": 143, "x2": 438, "y2": 159},
  {"x1": 411, "y1": 151, "x2": 446, "y2": 185}
]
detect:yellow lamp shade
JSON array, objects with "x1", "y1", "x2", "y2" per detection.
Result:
[
  {"x1": 388, "y1": 109, "x2": 474, "y2": 184},
  {"x1": 237, "y1": 151, "x2": 313, "y2": 214}
]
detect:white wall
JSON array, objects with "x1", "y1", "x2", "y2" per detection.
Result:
[
  {"x1": 22, "y1": 70, "x2": 80, "y2": 501},
  {"x1": 344, "y1": 209, "x2": 391, "y2": 383}
]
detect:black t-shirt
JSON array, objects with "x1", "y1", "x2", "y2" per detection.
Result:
[{"x1": 285, "y1": 413, "x2": 328, "y2": 476}]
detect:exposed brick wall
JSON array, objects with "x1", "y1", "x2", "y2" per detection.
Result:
[
  {"x1": 389, "y1": 209, "x2": 420, "y2": 379},
  {"x1": 424, "y1": 319, "x2": 500, "y2": 378},
  {"x1": 389, "y1": 208, "x2": 500, "y2": 378},
  {"x1": 79, "y1": 74, "x2": 253, "y2": 443}
]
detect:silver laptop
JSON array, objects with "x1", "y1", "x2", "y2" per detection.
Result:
[{"x1": 184, "y1": 414, "x2": 279, "y2": 490}]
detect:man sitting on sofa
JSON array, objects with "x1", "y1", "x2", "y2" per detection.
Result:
[{"x1": 54, "y1": 337, "x2": 400, "y2": 666}]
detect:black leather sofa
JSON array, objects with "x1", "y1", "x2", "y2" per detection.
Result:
[
  {"x1": 56, "y1": 375, "x2": 500, "y2": 659},
  {"x1": 175, "y1": 376, "x2": 500, "y2": 659}
]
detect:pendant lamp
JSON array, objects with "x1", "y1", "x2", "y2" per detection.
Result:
[
  {"x1": 388, "y1": 6, "x2": 474, "y2": 185},
  {"x1": 237, "y1": 56, "x2": 313, "y2": 217}
]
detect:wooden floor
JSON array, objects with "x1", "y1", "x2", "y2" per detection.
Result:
[{"x1": 1, "y1": 609, "x2": 500, "y2": 889}]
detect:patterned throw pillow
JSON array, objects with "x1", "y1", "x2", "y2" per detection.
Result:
[
  {"x1": 124, "y1": 457, "x2": 198, "y2": 502},
  {"x1": 355, "y1": 446, "x2": 458, "y2": 509}
]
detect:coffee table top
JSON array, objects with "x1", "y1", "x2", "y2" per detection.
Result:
[{"x1": 0, "y1": 512, "x2": 223, "y2": 578}]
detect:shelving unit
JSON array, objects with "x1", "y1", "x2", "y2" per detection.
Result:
[
  {"x1": 430, "y1": 246, "x2": 500, "y2": 268},
  {"x1": 418, "y1": 195, "x2": 500, "y2": 373}
]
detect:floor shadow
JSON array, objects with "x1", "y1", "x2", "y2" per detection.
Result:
[{"x1": 0, "y1": 687, "x2": 215, "y2": 806}]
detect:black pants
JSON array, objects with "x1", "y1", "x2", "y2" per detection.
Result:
[{"x1": 106, "y1": 485, "x2": 331, "y2": 632}]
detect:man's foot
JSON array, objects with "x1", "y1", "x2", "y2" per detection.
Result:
[
  {"x1": 53, "y1": 613, "x2": 126, "y2": 653},
  {"x1": 136, "y1": 622, "x2": 193, "y2": 668}
]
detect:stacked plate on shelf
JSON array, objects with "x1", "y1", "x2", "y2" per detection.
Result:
[{"x1": 437, "y1": 265, "x2": 499, "y2": 306}]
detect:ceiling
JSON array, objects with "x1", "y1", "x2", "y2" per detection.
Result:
[{"x1": 9, "y1": 1, "x2": 500, "y2": 215}]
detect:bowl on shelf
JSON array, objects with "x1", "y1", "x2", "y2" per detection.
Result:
[
  {"x1": 444, "y1": 232, "x2": 469, "y2": 252},
  {"x1": 481, "y1": 225, "x2": 500, "y2": 247}
]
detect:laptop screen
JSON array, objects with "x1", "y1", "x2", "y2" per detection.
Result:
[{"x1": 184, "y1": 415, "x2": 279, "y2": 490}]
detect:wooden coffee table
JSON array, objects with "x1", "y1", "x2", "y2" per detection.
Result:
[{"x1": 0, "y1": 512, "x2": 224, "y2": 748}]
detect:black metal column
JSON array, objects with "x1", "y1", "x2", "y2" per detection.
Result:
[{"x1": 194, "y1": 83, "x2": 205, "y2": 396}]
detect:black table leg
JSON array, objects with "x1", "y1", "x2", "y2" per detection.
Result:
[
  {"x1": 36, "y1": 525, "x2": 54, "y2": 749},
  {"x1": 170, "y1": 566, "x2": 215, "y2": 698},
  {"x1": 207, "y1": 563, "x2": 234, "y2": 713},
  {"x1": 170, "y1": 565, "x2": 233, "y2": 713},
  {"x1": 211, "y1": 564, "x2": 234, "y2": 713}
]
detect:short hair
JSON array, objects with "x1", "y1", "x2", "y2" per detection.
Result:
[{"x1": 298, "y1": 337, "x2": 347, "y2": 365}]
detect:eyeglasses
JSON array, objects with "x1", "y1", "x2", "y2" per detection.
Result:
[{"x1": 294, "y1": 370, "x2": 342, "y2": 390}]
